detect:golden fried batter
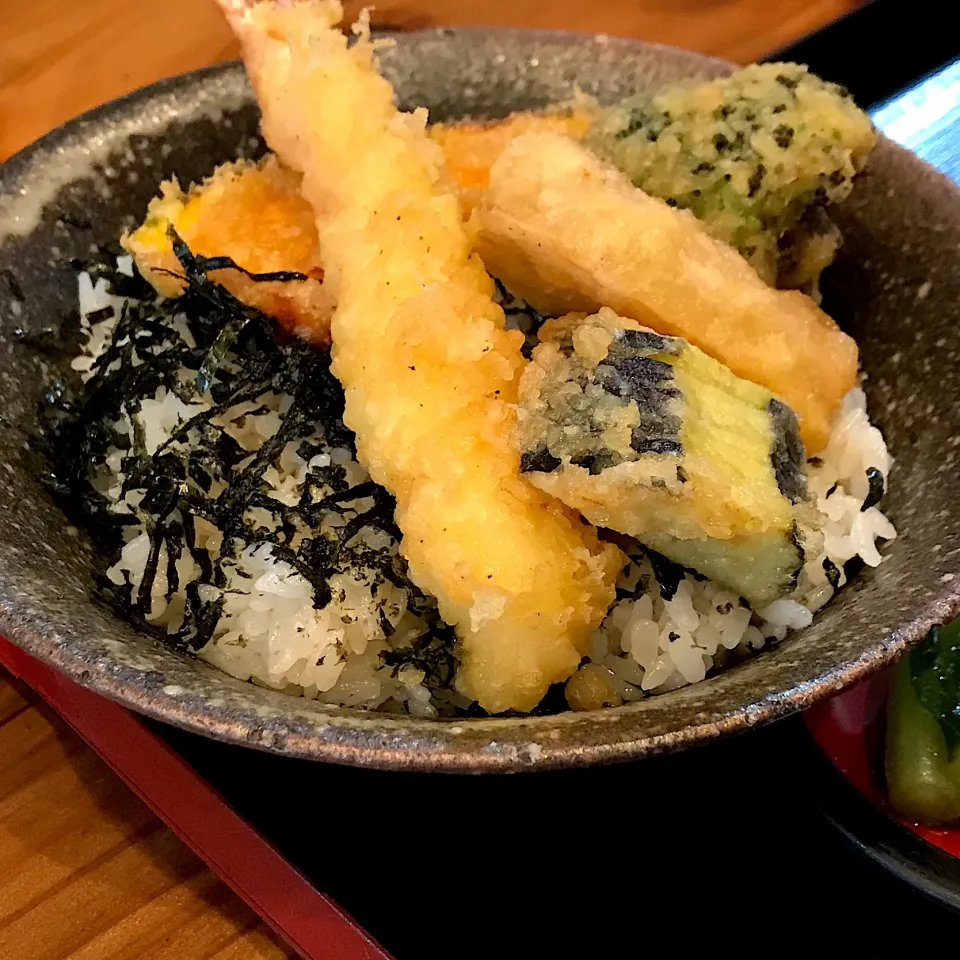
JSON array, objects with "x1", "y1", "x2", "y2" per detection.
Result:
[
  {"x1": 217, "y1": 0, "x2": 622, "y2": 713},
  {"x1": 430, "y1": 109, "x2": 592, "y2": 216},
  {"x1": 123, "y1": 155, "x2": 334, "y2": 344},
  {"x1": 477, "y1": 130, "x2": 858, "y2": 452}
]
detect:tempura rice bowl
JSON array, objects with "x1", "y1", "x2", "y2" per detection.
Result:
[{"x1": 1, "y1": 32, "x2": 959, "y2": 770}]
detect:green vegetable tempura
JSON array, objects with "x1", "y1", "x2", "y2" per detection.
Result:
[{"x1": 587, "y1": 62, "x2": 877, "y2": 288}]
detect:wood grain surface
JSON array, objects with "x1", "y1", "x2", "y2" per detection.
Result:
[
  {"x1": 0, "y1": 0, "x2": 864, "y2": 957},
  {"x1": 0, "y1": 672, "x2": 296, "y2": 960},
  {"x1": 0, "y1": 0, "x2": 864, "y2": 162}
]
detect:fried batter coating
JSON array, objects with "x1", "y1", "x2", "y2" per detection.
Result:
[
  {"x1": 518, "y1": 309, "x2": 820, "y2": 605},
  {"x1": 588, "y1": 63, "x2": 877, "y2": 287},
  {"x1": 430, "y1": 109, "x2": 593, "y2": 216},
  {"x1": 477, "y1": 130, "x2": 858, "y2": 452},
  {"x1": 122, "y1": 156, "x2": 334, "y2": 344},
  {"x1": 218, "y1": 0, "x2": 622, "y2": 713}
]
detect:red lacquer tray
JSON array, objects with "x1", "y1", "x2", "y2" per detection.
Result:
[{"x1": 806, "y1": 671, "x2": 960, "y2": 905}]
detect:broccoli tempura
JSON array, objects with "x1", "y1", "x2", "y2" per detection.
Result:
[{"x1": 588, "y1": 63, "x2": 877, "y2": 288}]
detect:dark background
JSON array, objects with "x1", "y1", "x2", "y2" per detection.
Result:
[{"x1": 155, "y1": 715, "x2": 959, "y2": 956}]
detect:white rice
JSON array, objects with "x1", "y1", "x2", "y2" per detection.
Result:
[
  {"x1": 580, "y1": 386, "x2": 896, "y2": 699},
  {"x1": 75, "y1": 269, "x2": 897, "y2": 713}
]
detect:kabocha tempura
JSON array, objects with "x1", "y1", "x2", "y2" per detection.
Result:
[
  {"x1": 123, "y1": 156, "x2": 334, "y2": 344},
  {"x1": 216, "y1": 0, "x2": 622, "y2": 713}
]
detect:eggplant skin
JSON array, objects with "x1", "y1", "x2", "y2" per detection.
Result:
[{"x1": 518, "y1": 308, "x2": 819, "y2": 605}]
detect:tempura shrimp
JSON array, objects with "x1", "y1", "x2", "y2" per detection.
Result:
[{"x1": 215, "y1": 0, "x2": 622, "y2": 713}]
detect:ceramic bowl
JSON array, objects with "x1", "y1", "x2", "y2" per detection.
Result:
[{"x1": 2, "y1": 29, "x2": 959, "y2": 771}]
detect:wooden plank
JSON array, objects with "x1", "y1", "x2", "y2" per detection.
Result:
[
  {"x1": 0, "y1": 758, "x2": 158, "y2": 925},
  {"x1": 0, "y1": 677, "x2": 35, "y2": 726},
  {"x1": 0, "y1": 677, "x2": 295, "y2": 959},
  {"x1": 352, "y1": 0, "x2": 861, "y2": 62},
  {"x1": 0, "y1": 704, "x2": 87, "y2": 806},
  {"x1": 66, "y1": 872, "x2": 292, "y2": 960},
  {"x1": 0, "y1": 0, "x2": 238, "y2": 162}
]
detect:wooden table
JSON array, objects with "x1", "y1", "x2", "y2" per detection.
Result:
[{"x1": 0, "y1": 0, "x2": 863, "y2": 956}]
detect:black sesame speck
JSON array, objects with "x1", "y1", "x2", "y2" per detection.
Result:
[
  {"x1": 773, "y1": 124, "x2": 794, "y2": 149},
  {"x1": 747, "y1": 163, "x2": 766, "y2": 198}
]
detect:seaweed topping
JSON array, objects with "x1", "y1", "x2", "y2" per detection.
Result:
[
  {"x1": 380, "y1": 628, "x2": 456, "y2": 698},
  {"x1": 861, "y1": 466, "x2": 885, "y2": 511},
  {"x1": 40, "y1": 242, "x2": 449, "y2": 667},
  {"x1": 494, "y1": 278, "x2": 547, "y2": 360},
  {"x1": 645, "y1": 547, "x2": 686, "y2": 602},
  {"x1": 822, "y1": 557, "x2": 842, "y2": 590},
  {"x1": 520, "y1": 447, "x2": 562, "y2": 474},
  {"x1": 768, "y1": 398, "x2": 807, "y2": 504}
]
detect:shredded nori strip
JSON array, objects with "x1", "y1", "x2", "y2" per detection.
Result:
[
  {"x1": 822, "y1": 557, "x2": 842, "y2": 590},
  {"x1": 380, "y1": 627, "x2": 457, "y2": 697},
  {"x1": 39, "y1": 243, "x2": 454, "y2": 687},
  {"x1": 495, "y1": 277, "x2": 548, "y2": 359},
  {"x1": 861, "y1": 466, "x2": 885, "y2": 512},
  {"x1": 520, "y1": 447, "x2": 562, "y2": 474},
  {"x1": 645, "y1": 547, "x2": 686, "y2": 602},
  {"x1": 768, "y1": 398, "x2": 807, "y2": 504}
]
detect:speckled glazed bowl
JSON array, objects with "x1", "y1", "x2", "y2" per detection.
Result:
[{"x1": 1, "y1": 30, "x2": 959, "y2": 772}]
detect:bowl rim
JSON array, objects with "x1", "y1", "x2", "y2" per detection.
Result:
[{"x1": 3, "y1": 29, "x2": 960, "y2": 773}]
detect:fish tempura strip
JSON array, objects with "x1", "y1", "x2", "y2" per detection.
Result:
[
  {"x1": 219, "y1": 0, "x2": 622, "y2": 713},
  {"x1": 430, "y1": 109, "x2": 593, "y2": 216},
  {"x1": 477, "y1": 130, "x2": 859, "y2": 452},
  {"x1": 123, "y1": 156, "x2": 333, "y2": 344}
]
